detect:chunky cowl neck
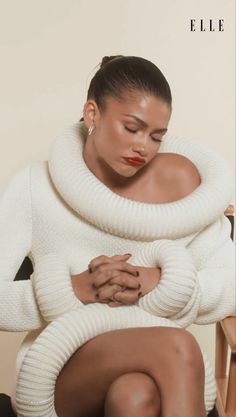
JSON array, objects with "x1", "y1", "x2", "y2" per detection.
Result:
[{"x1": 48, "y1": 122, "x2": 232, "y2": 241}]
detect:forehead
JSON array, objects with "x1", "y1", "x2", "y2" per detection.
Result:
[{"x1": 104, "y1": 92, "x2": 171, "y2": 123}]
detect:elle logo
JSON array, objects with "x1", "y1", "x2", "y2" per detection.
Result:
[{"x1": 190, "y1": 19, "x2": 224, "y2": 32}]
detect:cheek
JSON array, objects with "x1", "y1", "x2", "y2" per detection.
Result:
[
  {"x1": 97, "y1": 122, "x2": 128, "y2": 156},
  {"x1": 108, "y1": 125, "x2": 127, "y2": 151}
]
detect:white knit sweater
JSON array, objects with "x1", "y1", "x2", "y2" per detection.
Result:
[{"x1": 0, "y1": 122, "x2": 235, "y2": 416}]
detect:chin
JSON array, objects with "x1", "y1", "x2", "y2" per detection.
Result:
[
  {"x1": 107, "y1": 159, "x2": 141, "y2": 180},
  {"x1": 118, "y1": 165, "x2": 142, "y2": 179}
]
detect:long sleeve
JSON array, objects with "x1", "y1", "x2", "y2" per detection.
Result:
[
  {"x1": 0, "y1": 166, "x2": 84, "y2": 330},
  {"x1": 32, "y1": 252, "x2": 84, "y2": 322},
  {"x1": 134, "y1": 240, "x2": 201, "y2": 328},
  {"x1": 135, "y1": 215, "x2": 235, "y2": 328},
  {"x1": 0, "y1": 166, "x2": 44, "y2": 331}
]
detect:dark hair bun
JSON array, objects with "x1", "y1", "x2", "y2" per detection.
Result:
[
  {"x1": 100, "y1": 55, "x2": 124, "y2": 69},
  {"x1": 87, "y1": 55, "x2": 172, "y2": 114}
]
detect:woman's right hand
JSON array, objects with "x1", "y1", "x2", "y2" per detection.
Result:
[{"x1": 71, "y1": 254, "x2": 140, "y2": 304}]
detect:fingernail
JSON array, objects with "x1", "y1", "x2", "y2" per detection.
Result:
[{"x1": 124, "y1": 253, "x2": 132, "y2": 257}]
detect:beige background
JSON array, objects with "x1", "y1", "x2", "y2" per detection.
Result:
[{"x1": 0, "y1": 0, "x2": 235, "y2": 395}]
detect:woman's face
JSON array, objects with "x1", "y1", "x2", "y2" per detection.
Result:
[{"x1": 83, "y1": 91, "x2": 171, "y2": 185}]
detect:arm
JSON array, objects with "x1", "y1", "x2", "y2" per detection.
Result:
[
  {"x1": 134, "y1": 240, "x2": 200, "y2": 328},
  {"x1": 0, "y1": 165, "x2": 86, "y2": 329},
  {"x1": 0, "y1": 165, "x2": 44, "y2": 331},
  {"x1": 32, "y1": 252, "x2": 84, "y2": 322},
  {"x1": 136, "y1": 159, "x2": 234, "y2": 327},
  {"x1": 135, "y1": 215, "x2": 235, "y2": 327}
]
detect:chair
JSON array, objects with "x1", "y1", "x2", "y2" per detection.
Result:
[
  {"x1": 0, "y1": 206, "x2": 235, "y2": 417},
  {"x1": 215, "y1": 205, "x2": 236, "y2": 417}
]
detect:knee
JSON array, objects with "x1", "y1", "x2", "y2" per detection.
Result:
[
  {"x1": 104, "y1": 372, "x2": 161, "y2": 417},
  {"x1": 171, "y1": 329, "x2": 205, "y2": 378}
]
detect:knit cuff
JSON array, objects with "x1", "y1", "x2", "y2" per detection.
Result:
[
  {"x1": 32, "y1": 253, "x2": 83, "y2": 322},
  {"x1": 136, "y1": 240, "x2": 200, "y2": 328}
]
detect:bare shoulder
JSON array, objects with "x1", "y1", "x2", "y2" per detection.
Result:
[{"x1": 154, "y1": 152, "x2": 201, "y2": 198}]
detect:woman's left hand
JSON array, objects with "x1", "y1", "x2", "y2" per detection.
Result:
[
  {"x1": 108, "y1": 265, "x2": 161, "y2": 307},
  {"x1": 89, "y1": 255, "x2": 161, "y2": 307}
]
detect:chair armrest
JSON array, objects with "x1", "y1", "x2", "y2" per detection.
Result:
[{"x1": 220, "y1": 316, "x2": 236, "y2": 353}]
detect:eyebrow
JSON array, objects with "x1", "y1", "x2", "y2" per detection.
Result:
[{"x1": 122, "y1": 113, "x2": 168, "y2": 133}]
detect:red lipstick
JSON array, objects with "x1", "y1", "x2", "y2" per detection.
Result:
[{"x1": 123, "y1": 157, "x2": 145, "y2": 166}]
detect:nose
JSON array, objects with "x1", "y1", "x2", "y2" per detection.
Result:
[{"x1": 131, "y1": 135, "x2": 148, "y2": 157}]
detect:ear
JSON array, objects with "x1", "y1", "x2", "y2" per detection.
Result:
[{"x1": 83, "y1": 100, "x2": 100, "y2": 128}]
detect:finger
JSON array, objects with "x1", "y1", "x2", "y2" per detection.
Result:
[
  {"x1": 108, "y1": 275, "x2": 141, "y2": 290},
  {"x1": 111, "y1": 254, "x2": 132, "y2": 260},
  {"x1": 97, "y1": 284, "x2": 123, "y2": 301},
  {"x1": 94, "y1": 261, "x2": 139, "y2": 280},
  {"x1": 95, "y1": 293, "x2": 112, "y2": 304},
  {"x1": 89, "y1": 254, "x2": 132, "y2": 272},
  {"x1": 88, "y1": 255, "x2": 112, "y2": 272},
  {"x1": 113, "y1": 289, "x2": 142, "y2": 305},
  {"x1": 92, "y1": 269, "x2": 121, "y2": 289},
  {"x1": 93, "y1": 266, "x2": 138, "y2": 289},
  {"x1": 95, "y1": 291, "x2": 124, "y2": 305},
  {"x1": 91, "y1": 258, "x2": 139, "y2": 290},
  {"x1": 108, "y1": 300, "x2": 124, "y2": 307}
]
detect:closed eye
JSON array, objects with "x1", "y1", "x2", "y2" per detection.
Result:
[
  {"x1": 125, "y1": 126, "x2": 137, "y2": 133},
  {"x1": 125, "y1": 126, "x2": 162, "y2": 142}
]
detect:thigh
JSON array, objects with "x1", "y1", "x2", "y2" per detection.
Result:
[{"x1": 54, "y1": 326, "x2": 188, "y2": 417}]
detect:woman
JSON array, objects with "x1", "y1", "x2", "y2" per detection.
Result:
[{"x1": 0, "y1": 55, "x2": 234, "y2": 417}]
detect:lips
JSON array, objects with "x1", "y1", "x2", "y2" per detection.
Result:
[{"x1": 123, "y1": 157, "x2": 145, "y2": 166}]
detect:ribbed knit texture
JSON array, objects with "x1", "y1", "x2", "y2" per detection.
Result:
[
  {"x1": 0, "y1": 122, "x2": 234, "y2": 416},
  {"x1": 33, "y1": 253, "x2": 83, "y2": 322},
  {"x1": 48, "y1": 123, "x2": 233, "y2": 240},
  {"x1": 134, "y1": 240, "x2": 201, "y2": 327}
]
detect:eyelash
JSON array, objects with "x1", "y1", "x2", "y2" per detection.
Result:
[{"x1": 124, "y1": 126, "x2": 162, "y2": 142}]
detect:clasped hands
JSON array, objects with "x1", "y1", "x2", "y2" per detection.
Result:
[{"x1": 71, "y1": 254, "x2": 161, "y2": 307}]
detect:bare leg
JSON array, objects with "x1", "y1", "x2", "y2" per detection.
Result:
[
  {"x1": 104, "y1": 372, "x2": 161, "y2": 417},
  {"x1": 54, "y1": 327, "x2": 206, "y2": 417}
]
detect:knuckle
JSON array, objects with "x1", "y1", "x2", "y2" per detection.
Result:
[
  {"x1": 132, "y1": 279, "x2": 139, "y2": 288},
  {"x1": 92, "y1": 279, "x2": 99, "y2": 288},
  {"x1": 98, "y1": 255, "x2": 109, "y2": 264},
  {"x1": 115, "y1": 284, "x2": 122, "y2": 291},
  {"x1": 93, "y1": 255, "x2": 104, "y2": 263},
  {"x1": 129, "y1": 277, "x2": 138, "y2": 287},
  {"x1": 100, "y1": 292, "x2": 108, "y2": 300},
  {"x1": 120, "y1": 277, "x2": 126, "y2": 285},
  {"x1": 128, "y1": 291, "x2": 138, "y2": 301},
  {"x1": 97, "y1": 265, "x2": 108, "y2": 274},
  {"x1": 112, "y1": 292, "x2": 119, "y2": 300}
]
